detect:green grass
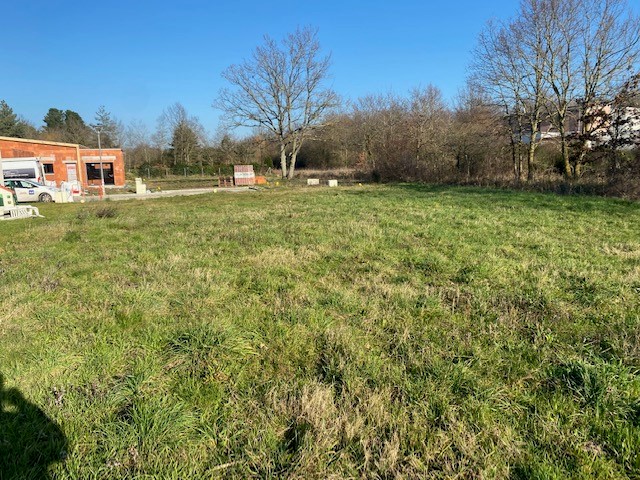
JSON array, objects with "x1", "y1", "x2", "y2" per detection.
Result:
[{"x1": 1, "y1": 184, "x2": 639, "y2": 479}]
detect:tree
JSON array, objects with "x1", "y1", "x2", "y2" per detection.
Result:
[
  {"x1": 473, "y1": 2, "x2": 552, "y2": 183},
  {"x1": 0, "y1": 100, "x2": 30, "y2": 138},
  {"x1": 350, "y1": 92, "x2": 410, "y2": 180},
  {"x1": 171, "y1": 121, "x2": 201, "y2": 166},
  {"x1": 43, "y1": 108, "x2": 92, "y2": 145},
  {"x1": 151, "y1": 114, "x2": 171, "y2": 173},
  {"x1": 345, "y1": 89, "x2": 452, "y2": 182},
  {"x1": 535, "y1": 0, "x2": 581, "y2": 178},
  {"x1": 572, "y1": 0, "x2": 640, "y2": 174},
  {"x1": 159, "y1": 103, "x2": 205, "y2": 167},
  {"x1": 450, "y1": 86, "x2": 508, "y2": 182},
  {"x1": 123, "y1": 120, "x2": 152, "y2": 171},
  {"x1": 213, "y1": 130, "x2": 263, "y2": 166},
  {"x1": 216, "y1": 26, "x2": 338, "y2": 178},
  {"x1": 93, "y1": 106, "x2": 123, "y2": 148},
  {"x1": 408, "y1": 86, "x2": 450, "y2": 173},
  {"x1": 513, "y1": 0, "x2": 548, "y2": 182},
  {"x1": 64, "y1": 110, "x2": 90, "y2": 145},
  {"x1": 472, "y1": 0, "x2": 640, "y2": 180},
  {"x1": 43, "y1": 108, "x2": 65, "y2": 131},
  {"x1": 473, "y1": 21, "x2": 526, "y2": 182},
  {"x1": 538, "y1": 0, "x2": 640, "y2": 178}
]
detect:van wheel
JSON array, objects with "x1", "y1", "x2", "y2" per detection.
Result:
[{"x1": 39, "y1": 193, "x2": 53, "y2": 203}]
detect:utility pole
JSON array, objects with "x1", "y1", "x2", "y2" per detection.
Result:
[{"x1": 96, "y1": 127, "x2": 106, "y2": 198}]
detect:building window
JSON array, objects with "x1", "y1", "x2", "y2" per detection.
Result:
[
  {"x1": 86, "y1": 163, "x2": 115, "y2": 184},
  {"x1": 43, "y1": 164, "x2": 55, "y2": 174}
]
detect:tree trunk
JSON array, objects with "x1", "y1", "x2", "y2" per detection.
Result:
[
  {"x1": 510, "y1": 135, "x2": 520, "y2": 183},
  {"x1": 573, "y1": 141, "x2": 589, "y2": 178},
  {"x1": 288, "y1": 152, "x2": 297, "y2": 179},
  {"x1": 287, "y1": 145, "x2": 301, "y2": 179},
  {"x1": 279, "y1": 143, "x2": 288, "y2": 178},
  {"x1": 287, "y1": 136, "x2": 302, "y2": 179},
  {"x1": 527, "y1": 141, "x2": 536, "y2": 182},
  {"x1": 560, "y1": 134, "x2": 571, "y2": 178}
]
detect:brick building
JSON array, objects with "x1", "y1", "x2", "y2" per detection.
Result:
[{"x1": 0, "y1": 136, "x2": 125, "y2": 187}]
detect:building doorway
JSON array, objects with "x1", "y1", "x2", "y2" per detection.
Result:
[{"x1": 65, "y1": 163, "x2": 78, "y2": 182}]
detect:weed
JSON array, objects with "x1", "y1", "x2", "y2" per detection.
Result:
[{"x1": 94, "y1": 205, "x2": 118, "y2": 218}]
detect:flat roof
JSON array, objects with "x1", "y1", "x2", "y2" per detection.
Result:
[
  {"x1": 80, "y1": 148, "x2": 122, "y2": 151},
  {"x1": 0, "y1": 136, "x2": 123, "y2": 152},
  {"x1": 0, "y1": 135, "x2": 79, "y2": 148}
]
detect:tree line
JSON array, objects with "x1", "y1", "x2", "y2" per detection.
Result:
[
  {"x1": 0, "y1": 97, "x2": 270, "y2": 176},
  {"x1": 0, "y1": 103, "x2": 122, "y2": 149}
]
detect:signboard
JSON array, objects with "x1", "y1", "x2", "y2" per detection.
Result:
[{"x1": 233, "y1": 165, "x2": 255, "y2": 186}]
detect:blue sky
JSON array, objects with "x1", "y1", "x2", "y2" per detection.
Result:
[{"x1": 2, "y1": 0, "x2": 542, "y2": 136}]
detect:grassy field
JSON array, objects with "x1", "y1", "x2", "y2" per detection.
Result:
[{"x1": 1, "y1": 184, "x2": 639, "y2": 479}]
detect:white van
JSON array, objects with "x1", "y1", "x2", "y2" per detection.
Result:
[{"x1": 1, "y1": 157, "x2": 47, "y2": 185}]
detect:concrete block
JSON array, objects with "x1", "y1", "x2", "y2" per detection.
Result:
[
  {"x1": 307, "y1": 178, "x2": 320, "y2": 186},
  {"x1": 135, "y1": 179, "x2": 147, "y2": 194},
  {"x1": 328, "y1": 179, "x2": 338, "y2": 187},
  {"x1": 55, "y1": 190, "x2": 74, "y2": 203}
]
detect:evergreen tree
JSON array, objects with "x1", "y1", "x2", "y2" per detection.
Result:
[
  {"x1": 0, "y1": 100, "x2": 28, "y2": 138},
  {"x1": 93, "y1": 106, "x2": 121, "y2": 148},
  {"x1": 43, "y1": 108, "x2": 65, "y2": 131},
  {"x1": 64, "y1": 110, "x2": 90, "y2": 145},
  {"x1": 42, "y1": 108, "x2": 92, "y2": 145}
]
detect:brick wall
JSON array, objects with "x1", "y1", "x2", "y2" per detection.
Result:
[
  {"x1": 80, "y1": 149, "x2": 126, "y2": 186},
  {"x1": 0, "y1": 137, "x2": 125, "y2": 187}
]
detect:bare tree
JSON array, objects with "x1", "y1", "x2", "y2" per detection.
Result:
[
  {"x1": 158, "y1": 103, "x2": 206, "y2": 167},
  {"x1": 573, "y1": 0, "x2": 640, "y2": 174},
  {"x1": 473, "y1": 7, "x2": 549, "y2": 183},
  {"x1": 514, "y1": 0, "x2": 548, "y2": 182},
  {"x1": 151, "y1": 115, "x2": 170, "y2": 174},
  {"x1": 473, "y1": 20, "x2": 528, "y2": 182},
  {"x1": 351, "y1": 94, "x2": 391, "y2": 174},
  {"x1": 123, "y1": 120, "x2": 152, "y2": 171},
  {"x1": 346, "y1": 90, "x2": 453, "y2": 181},
  {"x1": 473, "y1": 0, "x2": 639, "y2": 179},
  {"x1": 451, "y1": 85, "x2": 508, "y2": 182},
  {"x1": 350, "y1": 93, "x2": 408, "y2": 179},
  {"x1": 537, "y1": 0, "x2": 582, "y2": 178},
  {"x1": 537, "y1": 0, "x2": 640, "y2": 178},
  {"x1": 408, "y1": 85, "x2": 450, "y2": 172},
  {"x1": 216, "y1": 26, "x2": 338, "y2": 178}
]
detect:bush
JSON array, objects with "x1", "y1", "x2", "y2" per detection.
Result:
[{"x1": 94, "y1": 205, "x2": 118, "y2": 218}]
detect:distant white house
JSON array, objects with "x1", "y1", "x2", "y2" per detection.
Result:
[
  {"x1": 589, "y1": 105, "x2": 640, "y2": 148},
  {"x1": 520, "y1": 104, "x2": 640, "y2": 147}
]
